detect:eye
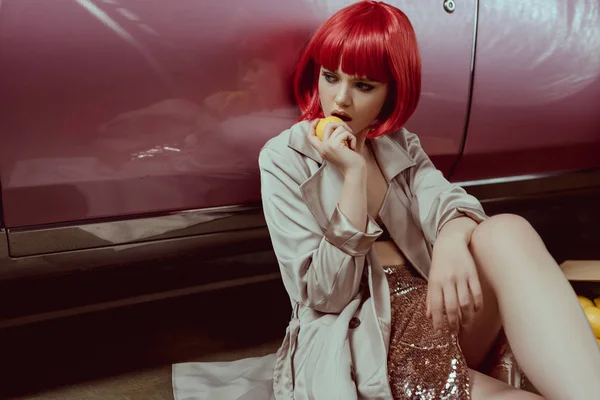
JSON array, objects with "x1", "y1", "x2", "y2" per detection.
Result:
[
  {"x1": 355, "y1": 82, "x2": 375, "y2": 92},
  {"x1": 321, "y1": 72, "x2": 338, "y2": 83}
]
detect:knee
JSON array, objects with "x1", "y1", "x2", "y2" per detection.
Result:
[{"x1": 470, "y1": 213, "x2": 538, "y2": 255}]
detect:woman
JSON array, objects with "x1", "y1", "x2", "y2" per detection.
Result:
[{"x1": 258, "y1": 1, "x2": 600, "y2": 399}]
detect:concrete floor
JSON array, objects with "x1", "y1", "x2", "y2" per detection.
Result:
[{"x1": 0, "y1": 282, "x2": 289, "y2": 399}]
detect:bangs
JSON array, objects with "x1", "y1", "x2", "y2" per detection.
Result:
[{"x1": 314, "y1": 14, "x2": 391, "y2": 83}]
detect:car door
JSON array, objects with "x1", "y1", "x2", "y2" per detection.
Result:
[
  {"x1": 451, "y1": 0, "x2": 600, "y2": 182},
  {"x1": 0, "y1": 0, "x2": 476, "y2": 261}
]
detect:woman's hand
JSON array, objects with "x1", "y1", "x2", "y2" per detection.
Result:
[
  {"x1": 426, "y1": 232, "x2": 483, "y2": 334},
  {"x1": 307, "y1": 119, "x2": 365, "y2": 174}
]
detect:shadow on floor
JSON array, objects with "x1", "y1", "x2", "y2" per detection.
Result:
[{"x1": 0, "y1": 281, "x2": 290, "y2": 399}]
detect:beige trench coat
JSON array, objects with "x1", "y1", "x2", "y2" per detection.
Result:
[{"x1": 258, "y1": 121, "x2": 487, "y2": 400}]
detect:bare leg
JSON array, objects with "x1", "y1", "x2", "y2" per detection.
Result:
[
  {"x1": 459, "y1": 265, "x2": 502, "y2": 368},
  {"x1": 468, "y1": 214, "x2": 600, "y2": 400},
  {"x1": 470, "y1": 369, "x2": 542, "y2": 399}
]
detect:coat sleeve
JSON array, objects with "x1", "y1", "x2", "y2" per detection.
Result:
[
  {"x1": 404, "y1": 131, "x2": 488, "y2": 245},
  {"x1": 259, "y1": 147, "x2": 382, "y2": 313}
]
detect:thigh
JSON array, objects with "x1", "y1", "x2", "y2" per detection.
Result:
[
  {"x1": 470, "y1": 369, "x2": 541, "y2": 400},
  {"x1": 459, "y1": 260, "x2": 502, "y2": 368}
]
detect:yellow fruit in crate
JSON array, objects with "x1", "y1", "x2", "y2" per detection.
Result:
[
  {"x1": 578, "y1": 296, "x2": 595, "y2": 309},
  {"x1": 594, "y1": 297, "x2": 600, "y2": 308},
  {"x1": 315, "y1": 116, "x2": 346, "y2": 144},
  {"x1": 583, "y1": 307, "x2": 600, "y2": 338}
]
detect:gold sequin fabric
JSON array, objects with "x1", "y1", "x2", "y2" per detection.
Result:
[
  {"x1": 484, "y1": 331, "x2": 538, "y2": 394},
  {"x1": 385, "y1": 263, "x2": 471, "y2": 399}
]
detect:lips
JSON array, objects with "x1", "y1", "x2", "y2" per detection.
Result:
[{"x1": 331, "y1": 110, "x2": 352, "y2": 122}]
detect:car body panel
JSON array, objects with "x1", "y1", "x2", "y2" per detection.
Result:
[
  {"x1": 1, "y1": 1, "x2": 600, "y2": 324},
  {"x1": 0, "y1": 0, "x2": 475, "y2": 228},
  {"x1": 452, "y1": 0, "x2": 600, "y2": 181}
]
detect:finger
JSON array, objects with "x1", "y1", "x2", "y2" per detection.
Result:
[
  {"x1": 340, "y1": 132, "x2": 355, "y2": 148},
  {"x1": 307, "y1": 131, "x2": 322, "y2": 149},
  {"x1": 322, "y1": 122, "x2": 344, "y2": 141},
  {"x1": 330, "y1": 125, "x2": 348, "y2": 138},
  {"x1": 443, "y1": 282, "x2": 460, "y2": 334},
  {"x1": 330, "y1": 126, "x2": 351, "y2": 147},
  {"x1": 308, "y1": 119, "x2": 319, "y2": 136},
  {"x1": 468, "y1": 273, "x2": 484, "y2": 312},
  {"x1": 306, "y1": 120, "x2": 321, "y2": 147},
  {"x1": 426, "y1": 286, "x2": 431, "y2": 319},
  {"x1": 339, "y1": 121, "x2": 353, "y2": 134},
  {"x1": 456, "y1": 278, "x2": 474, "y2": 326},
  {"x1": 428, "y1": 283, "x2": 445, "y2": 334},
  {"x1": 347, "y1": 133, "x2": 357, "y2": 151},
  {"x1": 329, "y1": 118, "x2": 352, "y2": 133}
]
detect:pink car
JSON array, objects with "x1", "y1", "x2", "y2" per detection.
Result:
[{"x1": 0, "y1": 0, "x2": 598, "y2": 317}]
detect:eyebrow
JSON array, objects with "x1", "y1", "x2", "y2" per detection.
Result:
[{"x1": 322, "y1": 69, "x2": 378, "y2": 83}]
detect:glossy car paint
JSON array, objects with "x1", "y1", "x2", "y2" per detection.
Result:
[
  {"x1": 0, "y1": 0, "x2": 476, "y2": 228},
  {"x1": 452, "y1": 0, "x2": 600, "y2": 181}
]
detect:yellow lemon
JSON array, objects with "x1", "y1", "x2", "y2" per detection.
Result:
[
  {"x1": 584, "y1": 307, "x2": 600, "y2": 338},
  {"x1": 578, "y1": 296, "x2": 595, "y2": 309},
  {"x1": 597, "y1": 338, "x2": 600, "y2": 347},
  {"x1": 315, "y1": 116, "x2": 345, "y2": 142},
  {"x1": 594, "y1": 296, "x2": 600, "y2": 308}
]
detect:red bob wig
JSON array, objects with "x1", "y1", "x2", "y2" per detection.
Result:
[{"x1": 293, "y1": 1, "x2": 421, "y2": 138}]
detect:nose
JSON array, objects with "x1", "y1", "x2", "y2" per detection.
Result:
[{"x1": 335, "y1": 83, "x2": 351, "y2": 108}]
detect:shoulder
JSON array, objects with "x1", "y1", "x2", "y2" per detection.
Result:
[
  {"x1": 385, "y1": 127, "x2": 428, "y2": 164},
  {"x1": 259, "y1": 120, "x2": 313, "y2": 182},
  {"x1": 260, "y1": 120, "x2": 310, "y2": 158},
  {"x1": 385, "y1": 127, "x2": 419, "y2": 148}
]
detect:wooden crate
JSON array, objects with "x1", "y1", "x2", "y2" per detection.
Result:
[{"x1": 561, "y1": 260, "x2": 600, "y2": 298}]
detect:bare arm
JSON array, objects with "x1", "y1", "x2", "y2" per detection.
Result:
[
  {"x1": 437, "y1": 216, "x2": 478, "y2": 245},
  {"x1": 338, "y1": 165, "x2": 369, "y2": 232}
]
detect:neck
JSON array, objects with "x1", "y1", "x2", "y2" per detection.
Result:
[{"x1": 355, "y1": 133, "x2": 368, "y2": 154}]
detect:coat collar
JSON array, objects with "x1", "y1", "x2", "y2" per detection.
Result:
[
  {"x1": 287, "y1": 121, "x2": 323, "y2": 164},
  {"x1": 287, "y1": 121, "x2": 430, "y2": 277},
  {"x1": 370, "y1": 132, "x2": 416, "y2": 182},
  {"x1": 287, "y1": 121, "x2": 416, "y2": 183}
]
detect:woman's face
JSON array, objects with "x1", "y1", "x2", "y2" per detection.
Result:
[{"x1": 318, "y1": 66, "x2": 388, "y2": 135}]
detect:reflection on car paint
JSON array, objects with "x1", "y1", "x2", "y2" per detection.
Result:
[
  {"x1": 74, "y1": 0, "x2": 177, "y2": 91},
  {"x1": 476, "y1": 0, "x2": 600, "y2": 106},
  {"x1": 1, "y1": 0, "x2": 597, "y2": 227}
]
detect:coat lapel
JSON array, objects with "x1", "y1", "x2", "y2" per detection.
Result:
[
  {"x1": 288, "y1": 124, "x2": 418, "y2": 245},
  {"x1": 370, "y1": 131, "x2": 416, "y2": 183},
  {"x1": 288, "y1": 122, "x2": 343, "y2": 230},
  {"x1": 299, "y1": 163, "x2": 344, "y2": 230},
  {"x1": 287, "y1": 120, "x2": 323, "y2": 164},
  {"x1": 371, "y1": 131, "x2": 431, "y2": 278},
  {"x1": 373, "y1": 130, "x2": 431, "y2": 278}
]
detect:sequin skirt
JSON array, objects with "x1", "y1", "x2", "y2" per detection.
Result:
[
  {"x1": 384, "y1": 263, "x2": 537, "y2": 399},
  {"x1": 385, "y1": 263, "x2": 471, "y2": 399}
]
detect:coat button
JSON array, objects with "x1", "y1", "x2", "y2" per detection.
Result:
[{"x1": 349, "y1": 317, "x2": 361, "y2": 329}]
